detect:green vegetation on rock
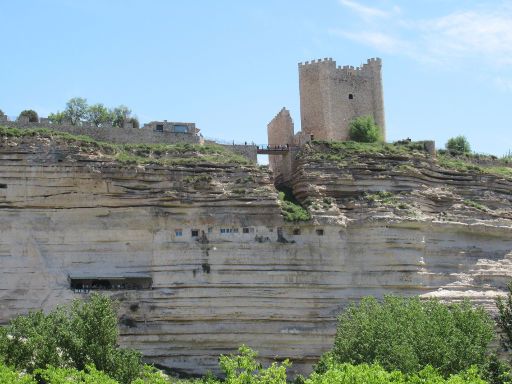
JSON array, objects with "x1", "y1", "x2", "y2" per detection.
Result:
[
  {"x1": 348, "y1": 116, "x2": 382, "y2": 143},
  {"x1": 305, "y1": 140, "x2": 429, "y2": 163},
  {"x1": 277, "y1": 187, "x2": 310, "y2": 222},
  {"x1": 18, "y1": 109, "x2": 39, "y2": 123},
  {"x1": 0, "y1": 126, "x2": 250, "y2": 166},
  {"x1": 446, "y1": 136, "x2": 471, "y2": 155}
]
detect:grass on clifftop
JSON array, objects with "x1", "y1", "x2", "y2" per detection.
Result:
[
  {"x1": 305, "y1": 139, "x2": 512, "y2": 179},
  {"x1": 437, "y1": 154, "x2": 512, "y2": 178},
  {"x1": 0, "y1": 125, "x2": 251, "y2": 166},
  {"x1": 305, "y1": 140, "x2": 429, "y2": 161}
]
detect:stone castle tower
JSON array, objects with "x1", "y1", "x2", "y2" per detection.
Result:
[
  {"x1": 267, "y1": 57, "x2": 386, "y2": 184},
  {"x1": 299, "y1": 57, "x2": 385, "y2": 141}
]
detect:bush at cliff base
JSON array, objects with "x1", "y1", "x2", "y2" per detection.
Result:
[
  {"x1": 329, "y1": 296, "x2": 494, "y2": 377},
  {"x1": 306, "y1": 358, "x2": 486, "y2": 384}
]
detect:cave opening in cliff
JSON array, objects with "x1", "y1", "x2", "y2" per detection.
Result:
[{"x1": 69, "y1": 276, "x2": 153, "y2": 292}]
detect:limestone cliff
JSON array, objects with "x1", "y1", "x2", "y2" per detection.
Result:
[{"x1": 0, "y1": 130, "x2": 511, "y2": 376}]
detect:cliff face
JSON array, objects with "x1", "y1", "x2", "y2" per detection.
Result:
[{"x1": 1, "y1": 132, "x2": 511, "y2": 376}]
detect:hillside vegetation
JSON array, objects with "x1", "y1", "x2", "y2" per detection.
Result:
[
  {"x1": 0, "y1": 126, "x2": 251, "y2": 167},
  {"x1": 2, "y1": 292, "x2": 512, "y2": 383},
  {"x1": 303, "y1": 140, "x2": 512, "y2": 179}
]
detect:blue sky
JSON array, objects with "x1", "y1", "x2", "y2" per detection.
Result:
[{"x1": 1, "y1": 0, "x2": 511, "y2": 157}]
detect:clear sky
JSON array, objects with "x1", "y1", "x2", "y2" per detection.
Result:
[{"x1": 1, "y1": 0, "x2": 511, "y2": 157}]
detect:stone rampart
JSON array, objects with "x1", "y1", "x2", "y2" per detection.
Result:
[{"x1": 1, "y1": 120, "x2": 202, "y2": 145}]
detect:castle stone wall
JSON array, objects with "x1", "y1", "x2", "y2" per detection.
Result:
[
  {"x1": 1, "y1": 121, "x2": 202, "y2": 145},
  {"x1": 267, "y1": 108, "x2": 294, "y2": 183},
  {"x1": 299, "y1": 58, "x2": 385, "y2": 141},
  {"x1": 217, "y1": 144, "x2": 258, "y2": 163}
]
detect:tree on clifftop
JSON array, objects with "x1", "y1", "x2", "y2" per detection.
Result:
[
  {"x1": 87, "y1": 103, "x2": 112, "y2": 127},
  {"x1": 64, "y1": 97, "x2": 88, "y2": 125},
  {"x1": 446, "y1": 136, "x2": 471, "y2": 155},
  {"x1": 18, "y1": 110, "x2": 39, "y2": 123}
]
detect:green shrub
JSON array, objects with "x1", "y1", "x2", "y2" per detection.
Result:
[
  {"x1": 307, "y1": 359, "x2": 486, "y2": 384},
  {"x1": 0, "y1": 362, "x2": 36, "y2": 383},
  {"x1": 278, "y1": 188, "x2": 310, "y2": 222},
  {"x1": 0, "y1": 293, "x2": 143, "y2": 383},
  {"x1": 496, "y1": 281, "x2": 512, "y2": 353},
  {"x1": 348, "y1": 116, "x2": 382, "y2": 143},
  {"x1": 219, "y1": 345, "x2": 289, "y2": 384},
  {"x1": 331, "y1": 296, "x2": 494, "y2": 376},
  {"x1": 18, "y1": 109, "x2": 38, "y2": 122},
  {"x1": 446, "y1": 136, "x2": 471, "y2": 155}
]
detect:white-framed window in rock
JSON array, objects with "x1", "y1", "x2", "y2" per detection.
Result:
[
  {"x1": 175, "y1": 229, "x2": 183, "y2": 237},
  {"x1": 220, "y1": 228, "x2": 238, "y2": 234}
]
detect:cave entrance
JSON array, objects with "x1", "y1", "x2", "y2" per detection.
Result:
[{"x1": 69, "y1": 275, "x2": 153, "y2": 292}]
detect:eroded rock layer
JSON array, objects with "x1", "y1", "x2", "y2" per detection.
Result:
[{"x1": 1, "y1": 134, "x2": 511, "y2": 376}]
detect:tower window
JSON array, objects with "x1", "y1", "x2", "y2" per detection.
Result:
[{"x1": 348, "y1": 94, "x2": 354, "y2": 100}]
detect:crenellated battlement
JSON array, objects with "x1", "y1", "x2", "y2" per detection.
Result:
[
  {"x1": 299, "y1": 57, "x2": 382, "y2": 79},
  {"x1": 298, "y1": 57, "x2": 334, "y2": 67}
]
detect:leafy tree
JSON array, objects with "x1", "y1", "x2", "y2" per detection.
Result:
[
  {"x1": 64, "y1": 97, "x2": 88, "y2": 125},
  {"x1": 48, "y1": 111, "x2": 67, "y2": 124},
  {"x1": 128, "y1": 117, "x2": 140, "y2": 129},
  {"x1": 307, "y1": 358, "x2": 486, "y2": 384},
  {"x1": 496, "y1": 282, "x2": 512, "y2": 352},
  {"x1": 36, "y1": 364, "x2": 118, "y2": 384},
  {"x1": 219, "y1": 345, "x2": 289, "y2": 384},
  {"x1": 0, "y1": 293, "x2": 143, "y2": 384},
  {"x1": 331, "y1": 296, "x2": 494, "y2": 376},
  {"x1": 111, "y1": 105, "x2": 132, "y2": 128},
  {"x1": 482, "y1": 354, "x2": 512, "y2": 384},
  {"x1": 87, "y1": 103, "x2": 112, "y2": 127},
  {"x1": 348, "y1": 116, "x2": 382, "y2": 143},
  {"x1": 0, "y1": 362, "x2": 36, "y2": 383},
  {"x1": 18, "y1": 109, "x2": 38, "y2": 123},
  {"x1": 446, "y1": 136, "x2": 471, "y2": 155}
]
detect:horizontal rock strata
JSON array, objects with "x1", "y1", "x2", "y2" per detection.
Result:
[{"x1": 0, "y1": 134, "x2": 511, "y2": 376}]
